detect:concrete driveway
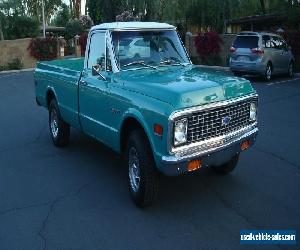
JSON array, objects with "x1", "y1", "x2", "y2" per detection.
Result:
[{"x1": 0, "y1": 71, "x2": 299, "y2": 249}]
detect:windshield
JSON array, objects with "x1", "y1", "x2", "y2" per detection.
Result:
[
  {"x1": 233, "y1": 36, "x2": 259, "y2": 48},
  {"x1": 111, "y1": 30, "x2": 190, "y2": 69}
]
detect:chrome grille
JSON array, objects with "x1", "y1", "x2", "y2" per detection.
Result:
[{"x1": 187, "y1": 98, "x2": 257, "y2": 143}]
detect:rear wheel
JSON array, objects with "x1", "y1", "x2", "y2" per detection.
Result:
[
  {"x1": 288, "y1": 62, "x2": 294, "y2": 78},
  {"x1": 212, "y1": 154, "x2": 239, "y2": 175},
  {"x1": 49, "y1": 99, "x2": 70, "y2": 147},
  {"x1": 125, "y1": 130, "x2": 159, "y2": 207},
  {"x1": 264, "y1": 63, "x2": 272, "y2": 81}
]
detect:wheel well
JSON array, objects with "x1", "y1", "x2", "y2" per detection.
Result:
[
  {"x1": 120, "y1": 117, "x2": 145, "y2": 153},
  {"x1": 267, "y1": 61, "x2": 273, "y2": 68},
  {"x1": 46, "y1": 90, "x2": 55, "y2": 108}
]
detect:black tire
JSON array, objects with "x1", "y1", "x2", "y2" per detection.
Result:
[
  {"x1": 264, "y1": 62, "x2": 272, "y2": 81},
  {"x1": 288, "y1": 62, "x2": 294, "y2": 78},
  {"x1": 125, "y1": 129, "x2": 159, "y2": 207},
  {"x1": 49, "y1": 99, "x2": 70, "y2": 147},
  {"x1": 212, "y1": 154, "x2": 239, "y2": 175}
]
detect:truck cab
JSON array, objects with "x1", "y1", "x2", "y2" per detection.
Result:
[{"x1": 35, "y1": 22, "x2": 258, "y2": 207}]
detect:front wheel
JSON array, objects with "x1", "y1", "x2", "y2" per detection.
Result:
[
  {"x1": 125, "y1": 130, "x2": 159, "y2": 207},
  {"x1": 212, "y1": 154, "x2": 239, "y2": 175},
  {"x1": 49, "y1": 99, "x2": 70, "y2": 147}
]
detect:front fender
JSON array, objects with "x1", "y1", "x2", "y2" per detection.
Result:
[
  {"x1": 121, "y1": 108, "x2": 156, "y2": 154},
  {"x1": 120, "y1": 106, "x2": 171, "y2": 170}
]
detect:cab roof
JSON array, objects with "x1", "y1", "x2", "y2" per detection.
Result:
[{"x1": 91, "y1": 22, "x2": 175, "y2": 31}]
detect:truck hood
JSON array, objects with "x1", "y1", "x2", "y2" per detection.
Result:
[{"x1": 117, "y1": 65, "x2": 255, "y2": 109}]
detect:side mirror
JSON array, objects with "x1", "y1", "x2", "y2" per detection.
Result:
[
  {"x1": 92, "y1": 65, "x2": 107, "y2": 81},
  {"x1": 92, "y1": 65, "x2": 100, "y2": 76}
]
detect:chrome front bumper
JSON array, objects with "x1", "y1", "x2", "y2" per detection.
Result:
[{"x1": 159, "y1": 124, "x2": 258, "y2": 175}]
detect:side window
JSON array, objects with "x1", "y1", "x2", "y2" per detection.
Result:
[
  {"x1": 87, "y1": 32, "x2": 106, "y2": 71},
  {"x1": 271, "y1": 36, "x2": 283, "y2": 50},
  {"x1": 262, "y1": 35, "x2": 273, "y2": 48}
]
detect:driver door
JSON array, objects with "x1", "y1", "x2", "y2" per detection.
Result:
[{"x1": 79, "y1": 31, "x2": 113, "y2": 145}]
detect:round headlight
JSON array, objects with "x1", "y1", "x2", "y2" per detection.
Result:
[
  {"x1": 174, "y1": 118, "x2": 188, "y2": 146},
  {"x1": 249, "y1": 102, "x2": 257, "y2": 121}
]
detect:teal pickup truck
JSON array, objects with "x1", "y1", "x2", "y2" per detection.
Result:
[{"x1": 35, "y1": 22, "x2": 258, "y2": 207}]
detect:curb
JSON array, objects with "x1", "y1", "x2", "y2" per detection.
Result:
[{"x1": 0, "y1": 68, "x2": 34, "y2": 75}]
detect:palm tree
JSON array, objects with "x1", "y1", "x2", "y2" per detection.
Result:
[
  {"x1": 0, "y1": 19, "x2": 4, "y2": 40},
  {"x1": 71, "y1": 0, "x2": 81, "y2": 18}
]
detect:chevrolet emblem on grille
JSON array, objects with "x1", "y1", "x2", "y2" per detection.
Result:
[{"x1": 222, "y1": 116, "x2": 232, "y2": 126}]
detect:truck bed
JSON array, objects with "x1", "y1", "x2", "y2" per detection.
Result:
[
  {"x1": 38, "y1": 57, "x2": 84, "y2": 73},
  {"x1": 35, "y1": 57, "x2": 85, "y2": 130}
]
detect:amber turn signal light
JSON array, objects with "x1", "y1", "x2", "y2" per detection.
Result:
[
  {"x1": 153, "y1": 124, "x2": 163, "y2": 136},
  {"x1": 187, "y1": 159, "x2": 202, "y2": 172},
  {"x1": 241, "y1": 140, "x2": 250, "y2": 151}
]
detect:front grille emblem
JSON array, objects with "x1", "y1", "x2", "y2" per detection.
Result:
[{"x1": 222, "y1": 116, "x2": 232, "y2": 126}]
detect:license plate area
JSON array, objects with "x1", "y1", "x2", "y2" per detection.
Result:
[{"x1": 237, "y1": 56, "x2": 249, "y2": 62}]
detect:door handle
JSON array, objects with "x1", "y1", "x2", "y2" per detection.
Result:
[{"x1": 80, "y1": 80, "x2": 88, "y2": 86}]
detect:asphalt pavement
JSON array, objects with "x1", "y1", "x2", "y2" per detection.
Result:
[{"x1": 0, "y1": 71, "x2": 299, "y2": 249}]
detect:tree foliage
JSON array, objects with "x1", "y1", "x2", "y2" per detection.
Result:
[
  {"x1": 1, "y1": 15, "x2": 39, "y2": 39},
  {"x1": 65, "y1": 19, "x2": 83, "y2": 39},
  {"x1": 84, "y1": 0, "x2": 296, "y2": 32},
  {"x1": 51, "y1": 3, "x2": 70, "y2": 27}
]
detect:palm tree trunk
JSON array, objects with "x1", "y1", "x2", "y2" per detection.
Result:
[
  {"x1": 69, "y1": 0, "x2": 73, "y2": 18},
  {"x1": 0, "y1": 19, "x2": 4, "y2": 40}
]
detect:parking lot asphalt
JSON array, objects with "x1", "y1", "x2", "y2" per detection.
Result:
[{"x1": 0, "y1": 71, "x2": 299, "y2": 250}]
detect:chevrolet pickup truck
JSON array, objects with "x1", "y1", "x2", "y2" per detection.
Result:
[{"x1": 35, "y1": 22, "x2": 258, "y2": 207}]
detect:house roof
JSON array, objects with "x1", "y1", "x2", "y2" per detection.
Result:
[
  {"x1": 226, "y1": 14, "x2": 285, "y2": 25},
  {"x1": 91, "y1": 22, "x2": 175, "y2": 31},
  {"x1": 40, "y1": 26, "x2": 66, "y2": 32}
]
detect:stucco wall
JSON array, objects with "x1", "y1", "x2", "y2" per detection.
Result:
[{"x1": 0, "y1": 38, "x2": 37, "y2": 68}]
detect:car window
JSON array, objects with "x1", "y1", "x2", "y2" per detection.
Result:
[
  {"x1": 233, "y1": 36, "x2": 259, "y2": 48},
  {"x1": 134, "y1": 39, "x2": 149, "y2": 47},
  {"x1": 87, "y1": 32, "x2": 106, "y2": 71},
  {"x1": 262, "y1": 35, "x2": 274, "y2": 48},
  {"x1": 271, "y1": 36, "x2": 285, "y2": 50}
]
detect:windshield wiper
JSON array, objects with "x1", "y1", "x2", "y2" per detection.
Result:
[
  {"x1": 123, "y1": 60, "x2": 157, "y2": 70},
  {"x1": 159, "y1": 59, "x2": 186, "y2": 67}
]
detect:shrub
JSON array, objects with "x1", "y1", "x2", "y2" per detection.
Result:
[
  {"x1": 194, "y1": 31, "x2": 223, "y2": 65},
  {"x1": 0, "y1": 58, "x2": 23, "y2": 71},
  {"x1": 116, "y1": 10, "x2": 141, "y2": 22},
  {"x1": 65, "y1": 19, "x2": 84, "y2": 40},
  {"x1": 79, "y1": 15, "x2": 93, "y2": 30},
  {"x1": 28, "y1": 38, "x2": 58, "y2": 61},
  {"x1": 283, "y1": 31, "x2": 300, "y2": 57},
  {"x1": 7, "y1": 58, "x2": 23, "y2": 70},
  {"x1": 79, "y1": 32, "x2": 88, "y2": 56}
]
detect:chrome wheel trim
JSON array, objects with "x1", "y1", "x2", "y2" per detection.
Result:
[
  {"x1": 266, "y1": 65, "x2": 272, "y2": 80},
  {"x1": 289, "y1": 63, "x2": 293, "y2": 77},
  {"x1": 128, "y1": 147, "x2": 141, "y2": 193},
  {"x1": 50, "y1": 109, "x2": 59, "y2": 138}
]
